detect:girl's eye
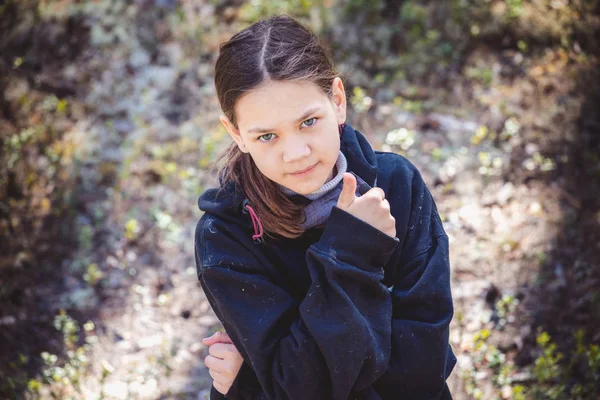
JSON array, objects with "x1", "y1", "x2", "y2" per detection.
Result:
[
  {"x1": 301, "y1": 117, "x2": 318, "y2": 128},
  {"x1": 257, "y1": 133, "x2": 276, "y2": 142},
  {"x1": 257, "y1": 118, "x2": 317, "y2": 143}
]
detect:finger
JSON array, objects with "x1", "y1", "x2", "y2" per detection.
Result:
[
  {"x1": 205, "y1": 355, "x2": 226, "y2": 370},
  {"x1": 210, "y1": 343, "x2": 239, "y2": 359},
  {"x1": 206, "y1": 354, "x2": 235, "y2": 375},
  {"x1": 387, "y1": 216, "x2": 396, "y2": 237},
  {"x1": 382, "y1": 198, "x2": 391, "y2": 211},
  {"x1": 366, "y1": 187, "x2": 386, "y2": 201},
  {"x1": 203, "y1": 331, "x2": 233, "y2": 346},
  {"x1": 209, "y1": 368, "x2": 227, "y2": 382},
  {"x1": 213, "y1": 380, "x2": 228, "y2": 395},
  {"x1": 202, "y1": 331, "x2": 221, "y2": 344},
  {"x1": 202, "y1": 330, "x2": 231, "y2": 345},
  {"x1": 337, "y1": 173, "x2": 357, "y2": 208}
]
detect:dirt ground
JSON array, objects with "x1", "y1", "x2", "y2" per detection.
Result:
[{"x1": 1, "y1": 1, "x2": 599, "y2": 399}]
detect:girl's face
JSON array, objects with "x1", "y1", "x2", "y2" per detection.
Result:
[{"x1": 221, "y1": 78, "x2": 347, "y2": 195}]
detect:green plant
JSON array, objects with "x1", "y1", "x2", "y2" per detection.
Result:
[
  {"x1": 125, "y1": 218, "x2": 141, "y2": 241},
  {"x1": 83, "y1": 263, "x2": 104, "y2": 286},
  {"x1": 28, "y1": 311, "x2": 93, "y2": 398},
  {"x1": 238, "y1": 0, "x2": 316, "y2": 23},
  {"x1": 534, "y1": 332, "x2": 564, "y2": 385},
  {"x1": 465, "y1": 66, "x2": 494, "y2": 86},
  {"x1": 505, "y1": 0, "x2": 523, "y2": 20},
  {"x1": 521, "y1": 329, "x2": 600, "y2": 399},
  {"x1": 350, "y1": 86, "x2": 373, "y2": 113},
  {"x1": 495, "y1": 294, "x2": 519, "y2": 328}
]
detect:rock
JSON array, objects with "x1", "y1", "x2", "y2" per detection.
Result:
[
  {"x1": 189, "y1": 342, "x2": 204, "y2": 353},
  {"x1": 525, "y1": 142, "x2": 539, "y2": 155},
  {"x1": 129, "y1": 49, "x2": 151, "y2": 69},
  {"x1": 491, "y1": 206, "x2": 510, "y2": 233},
  {"x1": 475, "y1": 370, "x2": 488, "y2": 380},
  {"x1": 198, "y1": 315, "x2": 218, "y2": 326},
  {"x1": 440, "y1": 152, "x2": 475, "y2": 186},
  {"x1": 484, "y1": 283, "x2": 501, "y2": 306},
  {"x1": 130, "y1": 378, "x2": 158, "y2": 398},
  {"x1": 64, "y1": 275, "x2": 83, "y2": 290},
  {"x1": 481, "y1": 181, "x2": 503, "y2": 206},
  {"x1": 0, "y1": 316, "x2": 16, "y2": 325},
  {"x1": 458, "y1": 202, "x2": 486, "y2": 231},
  {"x1": 101, "y1": 360, "x2": 116, "y2": 374},
  {"x1": 160, "y1": 42, "x2": 184, "y2": 67},
  {"x1": 429, "y1": 113, "x2": 478, "y2": 138},
  {"x1": 62, "y1": 287, "x2": 99, "y2": 310},
  {"x1": 496, "y1": 182, "x2": 514, "y2": 205},
  {"x1": 439, "y1": 155, "x2": 465, "y2": 183},
  {"x1": 112, "y1": 118, "x2": 134, "y2": 134},
  {"x1": 106, "y1": 270, "x2": 126, "y2": 289},
  {"x1": 102, "y1": 381, "x2": 129, "y2": 400},
  {"x1": 148, "y1": 117, "x2": 178, "y2": 142},
  {"x1": 145, "y1": 66, "x2": 178, "y2": 92},
  {"x1": 153, "y1": 0, "x2": 178, "y2": 9},
  {"x1": 394, "y1": 111, "x2": 415, "y2": 125},
  {"x1": 90, "y1": 25, "x2": 113, "y2": 46},
  {"x1": 197, "y1": 389, "x2": 211, "y2": 400},
  {"x1": 511, "y1": 371, "x2": 534, "y2": 383},
  {"x1": 138, "y1": 334, "x2": 163, "y2": 349}
]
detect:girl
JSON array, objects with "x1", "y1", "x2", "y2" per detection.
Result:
[{"x1": 194, "y1": 14, "x2": 456, "y2": 400}]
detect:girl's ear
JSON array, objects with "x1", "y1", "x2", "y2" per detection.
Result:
[
  {"x1": 330, "y1": 77, "x2": 347, "y2": 125},
  {"x1": 220, "y1": 114, "x2": 248, "y2": 153}
]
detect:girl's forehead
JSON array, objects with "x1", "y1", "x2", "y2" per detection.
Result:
[{"x1": 235, "y1": 81, "x2": 329, "y2": 128}]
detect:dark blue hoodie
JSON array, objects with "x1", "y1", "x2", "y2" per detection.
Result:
[{"x1": 194, "y1": 123, "x2": 456, "y2": 400}]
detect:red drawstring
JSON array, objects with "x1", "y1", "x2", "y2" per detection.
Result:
[{"x1": 245, "y1": 203, "x2": 264, "y2": 242}]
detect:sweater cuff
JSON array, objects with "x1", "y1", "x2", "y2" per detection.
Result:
[
  {"x1": 210, "y1": 384, "x2": 225, "y2": 399},
  {"x1": 316, "y1": 206, "x2": 400, "y2": 270}
]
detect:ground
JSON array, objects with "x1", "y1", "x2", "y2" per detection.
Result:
[{"x1": 1, "y1": 1, "x2": 599, "y2": 399}]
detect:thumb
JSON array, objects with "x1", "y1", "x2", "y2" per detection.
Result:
[
  {"x1": 202, "y1": 331, "x2": 233, "y2": 346},
  {"x1": 337, "y1": 173, "x2": 357, "y2": 209}
]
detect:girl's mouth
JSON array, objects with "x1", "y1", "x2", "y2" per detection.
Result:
[{"x1": 290, "y1": 163, "x2": 318, "y2": 176}]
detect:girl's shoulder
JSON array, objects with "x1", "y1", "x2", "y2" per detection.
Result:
[{"x1": 374, "y1": 150, "x2": 428, "y2": 194}]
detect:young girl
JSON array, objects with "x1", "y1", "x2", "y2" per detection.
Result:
[{"x1": 194, "y1": 14, "x2": 456, "y2": 400}]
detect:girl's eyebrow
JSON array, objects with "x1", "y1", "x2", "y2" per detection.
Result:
[{"x1": 247, "y1": 106, "x2": 322, "y2": 134}]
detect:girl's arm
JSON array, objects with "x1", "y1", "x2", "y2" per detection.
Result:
[
  {"x1": 196, "y1": 206, "x2": 399, "y2": 400},
  {"x1": 372, "y1": 156, "x2": 456, "y2": 398}
]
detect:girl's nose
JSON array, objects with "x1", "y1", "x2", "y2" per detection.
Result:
[{"x1": 282, "y1": 137, "x2": 311, "y2": 163}]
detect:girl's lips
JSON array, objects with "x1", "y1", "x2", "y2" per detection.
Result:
[{"x1": 290, "y1": 163, "x2": 318, "y2": 176}]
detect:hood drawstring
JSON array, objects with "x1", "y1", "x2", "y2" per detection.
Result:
[{"x1": 242, "y1": 199, "x2": 264, "y2": 244}]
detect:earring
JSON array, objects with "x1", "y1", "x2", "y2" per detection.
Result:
[{"x1": 338, "y1": 123, "x2": 346, "y2": 135}]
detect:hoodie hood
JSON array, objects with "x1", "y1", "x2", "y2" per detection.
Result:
[{"x1": 197, "y1": 123, "x2": 378, "y2": 225}]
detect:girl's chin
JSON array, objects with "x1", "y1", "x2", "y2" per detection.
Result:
[{"x1": 279, "y1": 161, "x2": 336, "y2": 194}]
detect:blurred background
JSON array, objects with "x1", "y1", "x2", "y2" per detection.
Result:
[{"x1": 1, "y1": 0, "x2": 599, "y2": 399}]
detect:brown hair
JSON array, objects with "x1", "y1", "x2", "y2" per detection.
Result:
[{"x1": 213, "y1": 14, "x2": 341, "y2": 241}]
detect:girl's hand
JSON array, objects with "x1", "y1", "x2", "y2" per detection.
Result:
[
  {"x1": 202, "y1": 331, "x2": 244, "y2": 395},
  {"x1": 336, "y1": 172, "x2": 396, "y2": 238}
]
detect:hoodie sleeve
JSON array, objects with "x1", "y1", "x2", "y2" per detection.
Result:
[
  {"x1": 195, "y1": 206, "x2": 400, "y2": 400},
  {"x1": 372, "y1": 156, "x2": 456, "y2": 399}
]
